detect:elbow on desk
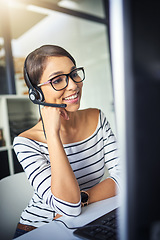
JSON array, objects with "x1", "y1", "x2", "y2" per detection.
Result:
[
  {"x1": 47, "y1": 194, "x2": 82, "y2": 217},
  {"x1": 54, "y1": 202, "x2": 82, "y2": 217}
]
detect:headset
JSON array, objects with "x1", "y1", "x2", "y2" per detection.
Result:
[{"x1": 24, "y1": 59, "x2": 67, "y2": 108}]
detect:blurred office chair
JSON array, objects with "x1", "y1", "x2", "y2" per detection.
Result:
[{"x1": 0, "y1": 172, "x2": 34, "y2": 240}]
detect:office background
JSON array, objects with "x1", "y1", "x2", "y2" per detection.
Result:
[{"x1": 0, "y1": 0, "x2": 116, "y2": 179}]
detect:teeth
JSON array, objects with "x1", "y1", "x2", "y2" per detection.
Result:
[{"x1": 64, "y1": 93, "x2": 78, "y2": 100}]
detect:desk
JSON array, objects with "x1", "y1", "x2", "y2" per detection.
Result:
[{"x1": 16, "y1": 196, "x2": 120, "y2": 240}]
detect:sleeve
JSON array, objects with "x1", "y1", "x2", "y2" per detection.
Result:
[
  {"x1": 13, "y1": 137, "x2": 81, "y2": 217},
  {"x1": 100, "y1": 111, "x2": 121, "y2": 192}
]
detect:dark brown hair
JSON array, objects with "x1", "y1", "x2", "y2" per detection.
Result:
[{"x1": 24, "y1": 45, "x2": 76, "y2": 86}]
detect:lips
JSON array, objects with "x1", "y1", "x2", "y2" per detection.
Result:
[{"x1": 63, "y1": 91, "x2": 79, "y2": 101}]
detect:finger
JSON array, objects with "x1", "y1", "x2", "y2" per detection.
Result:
[
  {"x1": 59, "y1": 109, "x2": 69, "y2": 120},
  {"x1": 53, "y1": 214, "x2": 62, "y2": 220}
]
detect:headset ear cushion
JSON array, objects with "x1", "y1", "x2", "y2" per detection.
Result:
[
  {"x1": 34, "y1": 86, "x2": 45, "y2": 102},
  {"x1": 29, "y1": 88, "x2": 38, "y2": 102}
]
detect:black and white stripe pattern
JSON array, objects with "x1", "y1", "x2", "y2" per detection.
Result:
[{"x1": 13, "y1": 110, "x2": 120, "y2": 227}]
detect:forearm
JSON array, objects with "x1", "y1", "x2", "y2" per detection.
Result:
[
  {"x1": 86, "y1": 178, "x2": 117, "y2": 205},
  {"x1": 48, "y1": 133, "x2": 80, "y2": 204}
]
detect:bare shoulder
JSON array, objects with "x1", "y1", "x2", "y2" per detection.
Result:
[
  {"x1": 18, "y1": 128, "x2": 35, "y2": 139},
  {"x1": 79, "y1": 108, "x2": 100, "y2": 130},
  {"x1": 80, "y1": 108, "x2": 100, "y2": 120},
  {"x1": 18, "y1": 122, "x2": 45, "y2": 143},
  {"x1": 86, "y1": 108, "x2": 99, "y2": 116},
  {"x1": 18, "y1": 125, "x2": 37, "y2": 139}
]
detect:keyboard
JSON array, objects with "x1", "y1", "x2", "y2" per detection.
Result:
[{"x1": 73, "y1": 208, "x2": 118, "y2": 240}]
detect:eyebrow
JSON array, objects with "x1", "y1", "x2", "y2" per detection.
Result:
[{"x1": 48, "y1": 66, "x2": 76, "y2": 79}]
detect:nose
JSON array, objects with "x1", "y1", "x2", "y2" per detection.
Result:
[{"x1": 66, "y1": 76, "x2": 78, "y2": 90}]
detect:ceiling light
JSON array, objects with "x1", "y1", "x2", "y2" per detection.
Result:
[
  {"x1": 58, "y1": 0, "x2": 78, "y2": 9},
  {"x1": 27, "y1": 5, "x2": 54, "y2": 15}
]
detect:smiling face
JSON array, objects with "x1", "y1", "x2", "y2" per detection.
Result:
[{"x1": 39, "y1": 56, "x2": 83, "y2": 112}]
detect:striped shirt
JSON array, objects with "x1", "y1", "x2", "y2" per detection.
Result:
[{"x1": 13, "y1": 110, "x2": 120, "y2": 227}]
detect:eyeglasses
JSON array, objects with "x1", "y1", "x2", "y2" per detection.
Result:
[{"x1": 37, "y1": 67, "x2": 85, "y2": 91}]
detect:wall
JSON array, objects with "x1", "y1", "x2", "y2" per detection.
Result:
[{"x1": 10, "y1": 1, "x2": 116, "y2": 132}]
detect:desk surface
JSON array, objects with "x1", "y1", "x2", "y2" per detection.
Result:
[{"x1": 16, "y1": 195, "x2": 120, "y2": 240}]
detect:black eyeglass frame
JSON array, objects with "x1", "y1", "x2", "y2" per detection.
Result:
[{"x1": 37, "y1": 67, "x2": 85, "y2": 91}]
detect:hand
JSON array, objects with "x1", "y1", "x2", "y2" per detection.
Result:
[
  {"x1": 53, "y1": 214, "x2": 62, "y2": 220},
  {"x1": 41, "y1": 107, "x2": 69, "y2": 138},
  {"x1": 59, "y1": 109, "x2": 69, "y2": 121}
]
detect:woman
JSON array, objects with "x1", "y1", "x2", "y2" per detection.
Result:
[{"x1": 13, "y1": 45, "x2": 120, "y2": 238}]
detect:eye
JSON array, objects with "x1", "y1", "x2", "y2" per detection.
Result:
[
  {"x1": 71, "y1": 70, "x2": 78, "y2": 78},
  {"x1": 51, "y1": 76, "x2": 64, "y2": 85}
]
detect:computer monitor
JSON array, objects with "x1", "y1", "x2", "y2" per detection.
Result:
[{"x1": 109, "y1": 0, "x2": 160, "y2": 240}]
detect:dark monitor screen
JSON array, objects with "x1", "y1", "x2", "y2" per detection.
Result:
[{"x1": 109, "y1": 0, "x2": 160, "y2": 240}]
